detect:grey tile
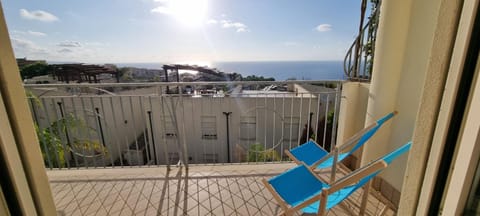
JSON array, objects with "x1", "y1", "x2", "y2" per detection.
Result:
[
  {"x1": 391, "y1": 189, "x2": 401, "y2": 207},
  {"x1": 380, "y1": 179, "x2": 394, "y2": 201},
  {"x1": 48, "y1": 163, "x2": 395, "y2": 216},
  {"x1": 372, "y1": 176, "x2": 382, "y2": 191}
]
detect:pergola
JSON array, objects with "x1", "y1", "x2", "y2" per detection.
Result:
[
  {"x1": 162, "y1": 64, "x2": 230, "y2": 92},
  {"x1": 162, "y1": 64, "x2": 223, "y2": 83},
  {"x1": 52, "y1": 64, "x2": 118, "y2": 83}
]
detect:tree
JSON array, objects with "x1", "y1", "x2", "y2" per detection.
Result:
[
  {"x1": 36, "y1": 112, "x2": 107, "y2": 168},
  {"x1": 20, "y1": 62, "x2": 52, "y2": 79},
  {"x1": 118, "y1": 67, "x2": 133, "y2": 82},
  {"x1": 27, "y1": 91, "x2": 108, "y2": 168},
  {"x1": 242, "y1": 75, "x2": 275, "y2": 81}
]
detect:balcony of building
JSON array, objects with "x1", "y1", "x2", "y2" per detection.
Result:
[
  {"x1": 1, "y1": 0, "x2": 480, "y2": 215},
  {"x1": 24, "y1": 81, "x2": 401, "y2": 215},
  {"x1": 48, "y1": 164, "x2": 396, "y2": 216}
]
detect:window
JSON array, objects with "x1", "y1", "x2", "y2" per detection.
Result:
[
  {"x1": 283, "y1": 117, "x2": 300, "y2": 141},
  {"x1": 240, "y1": 116, "x2": 256, "y2": 140},
  {"x1": 162, "y1": 115, "x2": 177, "y2": 138},
  {"x1": 201, "y1": 116, "x2": 217, "y2": 140}
]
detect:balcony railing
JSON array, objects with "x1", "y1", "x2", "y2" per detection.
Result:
[
  {"x1": 25, "y1": 80, "x2": 343, "y2": 170},
  {"x1": 344, "y1": 0, "x2": 381, "y2": 81}
]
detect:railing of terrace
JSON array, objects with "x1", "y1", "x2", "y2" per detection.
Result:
[
  {"x1": 25, "y1": 81, "x2": 343, "y2": 169},
  {"x1": 344, "y1": 0, "x2": 381, "y2": 82}
]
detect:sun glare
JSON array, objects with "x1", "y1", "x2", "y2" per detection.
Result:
[
  {"x1": 174, "y1": 61, "x2": 211, "y2": 67},
  {"x1": 169, "y1": 0, "x2": 208, "y2": 27}
]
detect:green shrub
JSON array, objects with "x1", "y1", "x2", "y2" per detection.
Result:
[
  {"x1": 36, "y1": 124, "x2": 65, "y2": 168},
  {"x1": 248, "y1": 143, "x2": 280, "y2": 162}
]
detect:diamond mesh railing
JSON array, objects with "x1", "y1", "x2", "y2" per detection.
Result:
[{"x1": 25, "y1": 81, "x2": 343, "y2": 170}]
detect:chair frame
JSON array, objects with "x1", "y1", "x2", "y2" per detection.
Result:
[
  {"x1": 285, "y1": 111, "x2": 397, "y2": 183},
  {"x1": 262, "y1": 160, "x2": 388, "y2": 216}
]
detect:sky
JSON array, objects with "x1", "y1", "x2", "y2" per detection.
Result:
[{"x1": 2, "y1": 0, "x2": 362, "y2": 64}]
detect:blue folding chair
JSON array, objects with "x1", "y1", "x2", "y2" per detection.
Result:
[
  {"x1": 263, "y1": 141, "x2": 411, "y2": 216},
  {"x1": 286, "y1": 111, "x2": 397, "y2": 171}
]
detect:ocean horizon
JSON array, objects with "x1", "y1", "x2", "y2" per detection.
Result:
[{"x1": 114, "y1": 61, "x2": 345, "y2": 81}]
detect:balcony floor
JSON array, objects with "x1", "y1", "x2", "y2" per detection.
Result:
[{"x1": 48, "y1": 163, "x2": 395, "y2": 216}]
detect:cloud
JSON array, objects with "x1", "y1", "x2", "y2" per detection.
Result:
[
  {"x1": 150, "y1": 0, "x2": 175, "y2": 14},
  {"x1": 10, "y1": 30, "x2": 26, "y2": 35},
  {"x1": 315, "y1": 24, "x2": 332, "y2": 32},
  {"x1": 84, "y1": 41, "x2": 108, "y2": 46},
  {"x1": 20, "y1": 9, "x2": 58, "y2": 22},
  {"x1": 208, "y1": 19, "x2": 249, "y2": 32},
  {"x1": 56, "y1": 40, "x2": 106, "y2": 54},
  {"x1": 11, "y1": 38, "x2": 36, "y2": 49},
  {"x1": 11, "y1": 30, "x2": 47, "y2": 37},
  {"x1": 10, "y1": 38, "x2": 49, "y2": 56},
  {"x1": 9, "y1": 38, "x2": 108, "y2": 62},
  {"x1": 58, "y1": 48, "x2": 73, "y2": 53},
  {"x1": 57, "y1": 41, "x2": 82, "y2": 47},
  {"x1": 28, "y1": 30, "x2": 47, "y2": 36},
  {"x1": 221, "y1": 20, "x2": 246, "y2": 29},
  {"x1": 236, "y1": 28, "x2": 247, "y2": 33},
  {"x1": 206, "y1": 19, "x2": 218, "y2": 25},
  {"x1": 151, "y1": 6, "x2": 171, "y2": 14}
]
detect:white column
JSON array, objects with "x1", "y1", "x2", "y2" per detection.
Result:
[
  {"x1": 361, "y1": 0, "x2": 413, "y2": 166},
  {"x1": 336, "y1": 82, "x2": 370, "y2": 168},
  {"x1": 363, "y1": 0, "x2": 449, "y2": 196}
]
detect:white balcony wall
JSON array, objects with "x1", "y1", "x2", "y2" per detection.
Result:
[
  {"x1": 29, "y1": 87, "x2": 158, "y2": 166},
  {"x1": 336, "y1": 82, "x2": 370, "y2": 168},
  {"x1": 148, "y1": 95, "x2": 327, "y2": 164},
  {"x1": 31, "y1": 96, "x2": 147, "y2": 166},
  {"x1": 362, "y1": 0, "x2": 446, "y2": 193},
  {"x1": 29, "y1": 85, "x2": 336, "y2": 166}
]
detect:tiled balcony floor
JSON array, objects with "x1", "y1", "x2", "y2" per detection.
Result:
[{"x1": 48, "y1": 163, "x2": 395, "y2": 216}]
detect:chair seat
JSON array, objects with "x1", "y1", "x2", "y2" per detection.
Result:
[
  {"x1": 288, "y1": 112, "x2": 397, "y2": 170},
  {"x1": 263, "y1": 141, "x2": 412, "y2": 216},
  {"x1": 268, "y1": 164, "x2": 327, "y2": 206},
  {"x1": 302, "y1": 185, "x2": 357, "y2": 213}
]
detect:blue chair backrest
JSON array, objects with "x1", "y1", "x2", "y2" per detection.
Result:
[
  {"x1": 357, "y1": 141, "x2": 411, "y2": 185},
  {"x1": 382, "y1": 141, "x2": 412, "y2": 164},
  {"x1": 327, "y1": 141, "x2": 412, "y2": 209},
  {"x1": 290, "y1": 140, "x2": 328, "y2": 166},
  {"x1": 349, "y1": 112, "x2": 396, "y2": 154}
]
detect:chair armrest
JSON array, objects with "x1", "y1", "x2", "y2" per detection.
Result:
[
  {"x1": 328, "y1": 160, "x2": 387, "y2": 193},
  {"x1": 338, "y1": 124, "x2": 376, "y2": 152}
]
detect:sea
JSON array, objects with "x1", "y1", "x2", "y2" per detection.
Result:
[{"x1": 115, "y1": 61, "x2": 345, "y2": 81}]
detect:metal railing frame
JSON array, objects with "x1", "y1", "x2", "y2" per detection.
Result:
[{"x1": 25, "y1": 81, "x2": 344, "y2": 170}]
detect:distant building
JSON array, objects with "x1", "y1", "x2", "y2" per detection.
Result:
[{"x1": 16, "y1": 58, "x2": 46, "y2": 68}]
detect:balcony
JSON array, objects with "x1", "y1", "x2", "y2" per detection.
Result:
[
  {"x1": 48, "y1": 164, "x2": 395, "y2": 216},
  {"x1": 1, "y1": 0, "x2": 477, "y2": 213},
  {"x1": 25, "y1": 81, "x2": 398, "y2": 215}
]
